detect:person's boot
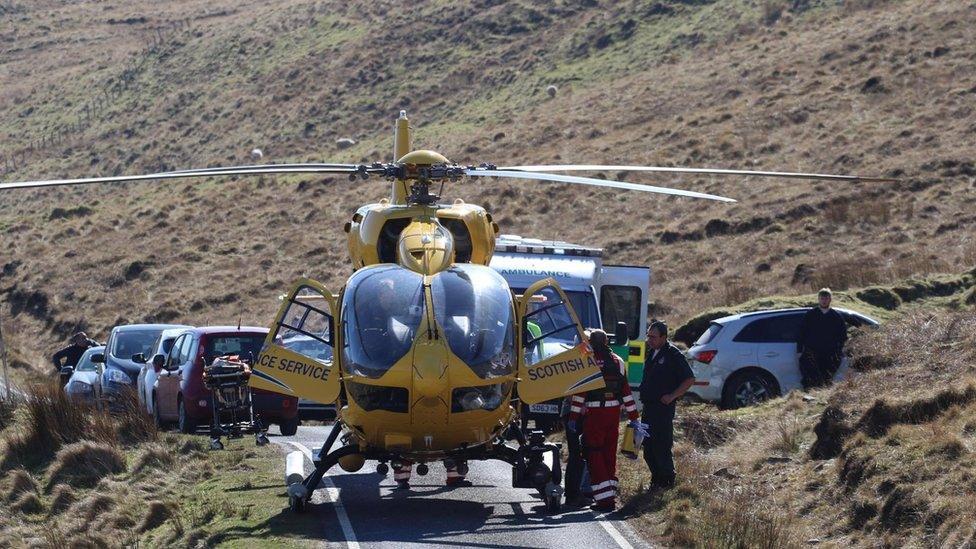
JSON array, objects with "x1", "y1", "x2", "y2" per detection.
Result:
[
  {"x1": 446, "y1": 477, "x2": 472, "y2": 488},
  {"x1": 395, "y1": 480, "x2": 410, "y2": 490},
  {"x1": 565, "y1": 494, "x2": 594, "y2": 507},
  {"x1": 589, "y1": 500, "x2": 615, "y2": 513}
]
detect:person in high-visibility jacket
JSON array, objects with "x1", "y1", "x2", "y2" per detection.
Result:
[{"x1": 568, "y1": 329, "x2": 640, "y2": 512}]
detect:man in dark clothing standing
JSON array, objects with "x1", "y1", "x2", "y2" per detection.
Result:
[
  {"x1": 638, "y1": 321, "x2": 694, "y2": 489},
  {"x1": 797, "y1": 288, "x2": 848, "y2": 390},
  {"x1": 561, "y1": 395, "x2": 588, "y2": 507},
  {"x1": 52, "y1": 332, "x2": 99, "y2": 374}
]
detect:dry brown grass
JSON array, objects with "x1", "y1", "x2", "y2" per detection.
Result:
[
  {"x1": 46, "y1": 440, "x2": 126, "y2": 489},
  {"x1": 0, "y1": 0, "x2": 973, "y2": 372},
  {"x1": 621, "y1": 309, "x2": 976, "y2": 547},
  {"x1": 0, "y1": 381, "x2": 155, "y2": 471}
]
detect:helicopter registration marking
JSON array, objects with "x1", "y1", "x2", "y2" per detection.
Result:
[{"x1": 258, "y1": 353, "x2": 331, "y2": 381}]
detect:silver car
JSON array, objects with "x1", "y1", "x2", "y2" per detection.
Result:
[
  {"x1": 64, "y1": 346, "x2": 106, "y2": 404},
  {"x1": 685, "y1": 308, "x2": 878, "y2": 409},
  {"x1": 136, "y1": 327, "x2": 193, "y2": 419}
]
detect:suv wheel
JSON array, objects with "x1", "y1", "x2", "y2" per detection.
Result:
[
  {"x1": 178, "y1": 396, "x2": 198, "y2": 434},
  {"x1": 722, "y1": 370, "x2": 778, "y2": 409},
  {"x1": 279, "y1": 417, "x2": 299, "y2": 437}
]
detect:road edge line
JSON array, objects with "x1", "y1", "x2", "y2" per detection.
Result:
[{"x1": 284, "y1": 440, "x2": 361, "y2": 549}]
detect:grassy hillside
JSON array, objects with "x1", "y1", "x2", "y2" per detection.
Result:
[
  {"x1": 616, "y1": 308, "x2": 976, "y2": 547},
  {"x1": 1, "y1": 1, "x2": 974, "y2": 368},
  {"x1": 0, "y1": 385, "x2": 313, "y2": 547}
]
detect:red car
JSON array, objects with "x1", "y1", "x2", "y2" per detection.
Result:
[{"x1": 151, "y1": 326, "x2": 299, "y2": 435}]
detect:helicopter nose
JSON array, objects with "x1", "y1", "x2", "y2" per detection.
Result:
[{"x1": 412, "y1": 339, "x2": 448, "y2": 398}]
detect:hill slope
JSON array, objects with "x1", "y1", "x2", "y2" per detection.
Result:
[{"x1": 1, "y1": 0, "x2": 975, "y2": 367}]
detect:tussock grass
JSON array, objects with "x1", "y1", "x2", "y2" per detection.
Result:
[
  {"x1": 139, "y1": 500, "x2": 175, "y2": 533},
  {"x1": 3, "y1": 468, "x2": 37, "y2": 502},
  {"x1": 1, "y1": 381, "x2": 155, "y2": 471},
  {"x1": 0, "y1": 395, "x2": 16, "y2": 432},
  {"x1": 48, "y1": 483, "x2": 76, "y2": 514},
  {"x1": 47, "y1": 440, "x2": 126, "y2": 489},
  {"x1": 131, "y1": 443, "x2": 175, "y2": 476}
]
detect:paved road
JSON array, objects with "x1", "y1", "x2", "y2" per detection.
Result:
[{"x1": 272, "y1": 425, "x2": 650, "y2": 549}]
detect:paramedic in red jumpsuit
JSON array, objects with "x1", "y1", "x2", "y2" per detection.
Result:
[{"x1": 568, "y1": 329, "x2": 639, "y2": 512}]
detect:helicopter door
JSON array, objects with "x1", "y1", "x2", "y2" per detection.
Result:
[
  {"x1": 251, "y1": 278, "x2": 341, "y2": 404},
  {"x1": 516, "y1": 278, "x2": 605, "y2": 404}
]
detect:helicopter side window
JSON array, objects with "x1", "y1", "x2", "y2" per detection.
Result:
[
  {"x1": 342, "y1": 266, "x2": 425, "y2": 378},
  {"x1": 273, "y1": 286, "x2": 334, "y2": 364},
  {"x1": 431, "y1": 265, "x2": 515, "y2": 379},
  {"x1": 524, "y1": 287, "x2": 582, "y2": 366}
]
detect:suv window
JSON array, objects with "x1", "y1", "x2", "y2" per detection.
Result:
[
  {"x1": 600, "y1": 285, "x2": 641, "y2": 339},
  {"x1": 694, "y1": 323, "x2": 723, "y2": 346},
  {"x1": 167, "y1": 335, "x2": 184, "y2": 367},
  {"x1": 733, "y1": 313, "x2": 804, "y2": 343}
]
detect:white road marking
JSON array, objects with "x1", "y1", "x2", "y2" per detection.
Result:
[
  {"x1": 285, "y1": 440, "x2": 361, "y2": 549},
  {"x1": 595, "y1": 514, "x2": 636, "y2": 549}
]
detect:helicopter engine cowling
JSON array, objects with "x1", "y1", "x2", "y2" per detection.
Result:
[{"x1": 397, "y1": 218, "x2": 455, "y2": 275}]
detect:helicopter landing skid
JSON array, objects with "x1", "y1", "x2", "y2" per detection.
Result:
[{"x1": 288, "y1": 424, "x2": 564, "y2": 514}]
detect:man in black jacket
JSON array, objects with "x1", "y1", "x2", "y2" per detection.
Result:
[
  {"x1": 797, "y1": 288, "x2": 848, "y2": 389},
  {"x1": 638, "y1": 321, "x2": 694, "y2": 489},
  {"x1": 52, "y1": 332, "x2": 99, "y2": 374}
]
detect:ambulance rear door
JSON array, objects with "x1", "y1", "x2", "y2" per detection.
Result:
[{"x1": 598, "y1": 265, "x2": 651, "y2": 391}]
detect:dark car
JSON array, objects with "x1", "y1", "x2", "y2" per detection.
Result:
[
  {"x1": 152, "y1": 326, "x2": 299, "y2": 435},
  {"x1": 95, "y1": 323, "x2": 192, "y2": 408}
]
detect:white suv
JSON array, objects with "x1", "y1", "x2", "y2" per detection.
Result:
[{"x1": 685, "y1": 308, "x2": 878, "y2": 409}]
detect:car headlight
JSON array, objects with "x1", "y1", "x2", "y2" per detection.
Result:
[
  {"x1": 104, "y1": 369, "x2": 131, "y2": 385},
  {"x1": 69, "y1": 380, "x2": 93, "y2": 393}
]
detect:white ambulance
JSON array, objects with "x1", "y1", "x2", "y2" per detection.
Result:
[{"x1": 489, "y1": 235, "x2": 651, "y2": 431}]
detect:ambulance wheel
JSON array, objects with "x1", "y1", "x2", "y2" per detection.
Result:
[{"x1": 289, "y1": 493, "x2": 306, "y2": 513}]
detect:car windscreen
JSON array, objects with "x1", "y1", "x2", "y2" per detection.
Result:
[
  {"x1": 161, "y1": 337, "x2": 177, "y2": 355},
  {"x1": 342, "y1": 265, "x2": 425, "y2": 378},
  {"x1": 695, "y1": 323, "x2": 723, "y2": 346},
  {"x1": 111, "y1": 330, "x2": 162, "y2": 360},
  {"x1": 431, "y1": 265, "x2": 515, "y2": 379},
  {"x1": 76, "y1": 348, "x2": 102, "y2": 372},
  {"x1": 203, "y1": 334, "x2": 265, "y2": 364}
]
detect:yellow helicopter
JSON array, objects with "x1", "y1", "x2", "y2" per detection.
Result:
[{"x1": 0, "y1": 111, "x2": 893, "y2": 513}]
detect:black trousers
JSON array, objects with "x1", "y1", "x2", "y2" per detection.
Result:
[
  {"x1": 800, "y1": 350, "x2": 841, "y2": 390},
  {"x1": 641, "y1": 411, "x2": 675, "y2": 487},
  {"x1": 564, "y1": 416, "x2": 585, "y2": 499}
]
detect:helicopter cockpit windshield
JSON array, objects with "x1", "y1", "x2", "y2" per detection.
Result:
[
  {"x1": 342, "y1": 266, "x2": 425, "y2": 378},
  {"x1": 431, "y1": 265, "x2": 515, "y2": 379}
]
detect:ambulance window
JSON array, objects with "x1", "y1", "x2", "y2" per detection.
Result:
[
  {"x1": 342, "y1": 266, "x2": 425, "y2": 378},
  {"x1": 524, "y1": 286, "x2": 582, "y2": 366},
  {"x1": 600, "y1": 285, "x2": 641, "y2": 340},
  {"x1": 431, "y1": 265, "x2": 515, "y2": 379}
]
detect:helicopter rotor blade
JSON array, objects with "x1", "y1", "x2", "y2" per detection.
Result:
[
  {"x1": 464, "y1": 168, "x2": 737, "y2": 203},
  {"x1": 0, "y1": 165, "x2": 370, "y2": 191},
  {"x1": 497, "y1": 164, "x2": 897, "y2": 183},
  {"x1": 166, "y1": 162, "x2": 359, "y2": 174}
]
